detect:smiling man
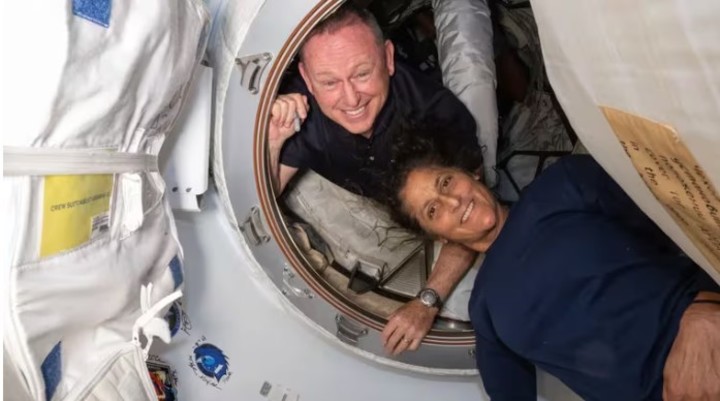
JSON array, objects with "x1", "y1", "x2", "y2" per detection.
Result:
[
  {"x1": 268, "y1": 3, "x2": 483, "y2": 355},
  {"x1": 269, "y1": 3, "x2": 479, "y2": 197}
]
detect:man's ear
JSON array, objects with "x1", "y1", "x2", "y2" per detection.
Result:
[
  {"x1": 384, "y1": 40, "x2": 395, "y2": 76},
  {"x1": 299, "y1": 61, "x2": 315, "y2": 95}
]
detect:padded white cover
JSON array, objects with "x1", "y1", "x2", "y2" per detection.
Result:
[
  {"x1": 284, "y1": 170, "x2": 422, "y2": 280},
  {"x1": 433, "y1": 0, "x2": 499, "y2": 187},
  {"x1": 531, "y1": 0, "x2": 720, "y2": 282}
]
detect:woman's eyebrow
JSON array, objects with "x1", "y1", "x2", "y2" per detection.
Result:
[
  {"x1": 419, "y1": 174, "x2": 443, "y2": 218},
  {"x1": 421, "y1": 199, "x2": 431, "y2": 218},
  {"x1": 434, "y1": 174, "x2": 443, "y2": 190}
]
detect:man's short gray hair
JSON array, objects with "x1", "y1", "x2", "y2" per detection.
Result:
[{"x1": 299, "y1": 3, "x2": 385, "y2": 61}]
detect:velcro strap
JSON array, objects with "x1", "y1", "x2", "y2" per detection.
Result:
[{"x1": 3, "y1": 147, "x2": 158, "y2": 176}]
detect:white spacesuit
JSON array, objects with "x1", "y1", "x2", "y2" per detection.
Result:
[{"x1": 3, "y1": 1, "x2": 209, "y2": 399}]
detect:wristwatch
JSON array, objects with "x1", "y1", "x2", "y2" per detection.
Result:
[{"x1": 416, "y1": 288, "x2": 443, "y2": 309}]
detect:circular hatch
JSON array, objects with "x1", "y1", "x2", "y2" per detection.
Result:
[{"x1": 214, "y1": 0, "x2": 477, "y2": 372}]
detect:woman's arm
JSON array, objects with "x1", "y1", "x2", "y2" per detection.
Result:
[{"x1": 663, "y1": 294, "x2": 720, "y2": 401}]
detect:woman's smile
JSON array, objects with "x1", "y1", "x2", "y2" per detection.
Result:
[{"x1": 399, "y1": 165, "x2": 507, "y2": 251}]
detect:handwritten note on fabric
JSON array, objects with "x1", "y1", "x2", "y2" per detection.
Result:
[{"x1": 601, "y1": 107, "x2": 720, "y2": 274}]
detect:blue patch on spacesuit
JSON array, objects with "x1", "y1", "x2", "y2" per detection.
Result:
[
  {"x1": 72, "y1": 0, "x2": 112, "y2": 28},
  {"x1": 194, "y1": 344, "x2": 229, "y2": 382},
  {"x1": 41, "y1": 342, "x2": 62, "y2": 401},
  {"x1": 169, "y1": 255, "x2": 183, "y2": 290}
]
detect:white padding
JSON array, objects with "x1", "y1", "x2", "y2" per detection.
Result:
[
  {"x1": 70, "y1": 344, "x2": 157, "y2": 401},
  {"x1": 433, "y1": 0, "x2": 499, "y2": 186},
  {"x1": 285, "y1": 170, "x2": 422, "y2": 279},
  {"x1": 531, "y1": 0, "x2": 720, "y2": 282}
]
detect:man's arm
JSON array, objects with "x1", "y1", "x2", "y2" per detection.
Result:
[
  {"x1": 268, "y1": 93, "x2": 308, "y2": 193},
  {"x1": 268, "y1": 142, "x2": 298, "y2": 194},
  {"x1": 381, "y1": 242, "x2": 477, "y2": 355}
]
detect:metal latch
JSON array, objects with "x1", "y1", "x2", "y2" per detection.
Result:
[
  {"x1": 335, "y1": 314, "x2": 368, "y2": 346},
  {"x1": 281, "y1": 265, "x2": 313, "y2": 299},
  {"x1": 240, "y1": 206, "x2": 270, "y2": 246},
  {"x1": 235, "y1": 52, "x2": 272, "y2": 94}
]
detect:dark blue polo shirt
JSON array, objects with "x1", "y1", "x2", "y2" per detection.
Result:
[
  {"x1": 279, "y1": 62, "x2": 479, "y2": 199},
  {"x1": 470, "y1": 155, "x2": 719, "y2": 401}
]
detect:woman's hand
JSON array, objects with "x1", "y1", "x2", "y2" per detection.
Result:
[
  {"x1": 381, "y1": 299, "x2": 438, "y2": 356},
  {"x1": 663, "y1": 298, "x2": 720, "y2": 401}
]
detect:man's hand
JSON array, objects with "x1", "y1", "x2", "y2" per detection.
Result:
[
  {"x1": 268, "y1": 93, "x2": 308, "y2": 193},
  {"x1": 663, "y1": 298, "x2": 720, "y2": 401},
  {"x1": 381, "y1": 299, "x2": 438, "y2": 356},
  {"x1": 269, "y1": 93, "x2": 309, "y2": 145}
]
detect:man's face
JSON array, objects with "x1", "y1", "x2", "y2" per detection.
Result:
[{"x1": 299, "y1": 22, "x2": 395, "y2": 138}]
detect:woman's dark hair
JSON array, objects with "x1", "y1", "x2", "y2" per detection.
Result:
[{"x1": 383, "y1": 120, "x2": 485, "y2": 235}]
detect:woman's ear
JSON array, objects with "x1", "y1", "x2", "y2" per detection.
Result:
[{"x1": 472, "y1": 167, "x2": 484, "y2": 181}]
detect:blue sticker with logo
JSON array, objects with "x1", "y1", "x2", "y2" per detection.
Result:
[
  {"x1": 189, "y1": 337, "x2": 232, "y2": 388},
  {"x1": 194, "y1": 344, "x2": 229, "y2": 382},
  {"x1": 72, "y1": 0, "x2": 112, "y2": 28},
  {"x1": 164, "y1": 302, "x2": 181, "y2": 337},
  {"x1": 164, "y1": 300, "x2": 192, "y2": 337}
]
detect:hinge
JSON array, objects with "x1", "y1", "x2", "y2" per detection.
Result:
[
  {"x1": 235, "y1": 52, "x2": 272, "y2": 94},
  {"x1": 239, "y1": 206, "x2": 270, "y2": 246},
  {"x1": 335, "y1": 314, "x2": 368, "y2": 345}
]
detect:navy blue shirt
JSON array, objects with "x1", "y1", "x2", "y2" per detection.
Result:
[
  {"x1": 279, "y1": 62, "x2": 479, "y2": 199},
  {"x1": 470, "y1": 155, "x2": 719, "y2": 401}
]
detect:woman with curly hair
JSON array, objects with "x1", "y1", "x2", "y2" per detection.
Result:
[{"x1": 387, "y1": 145, "x2": 720, "y2": 401}]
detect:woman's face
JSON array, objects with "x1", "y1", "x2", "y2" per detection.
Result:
[{"x1": 399, "y1": 165, "x2": 504, "y2": 248}]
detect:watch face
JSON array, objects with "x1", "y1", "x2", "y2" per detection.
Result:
[{"x1": 420, "y1": 289, "x2": 438, "y2": 306}]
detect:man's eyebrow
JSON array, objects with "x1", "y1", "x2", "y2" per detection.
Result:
[
  {"x1": 352, "y1": 62, "x2": 373, "y2": 71},
  {"x1": 314, "y1": 61, "x2": 374, "y2": 78}
]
